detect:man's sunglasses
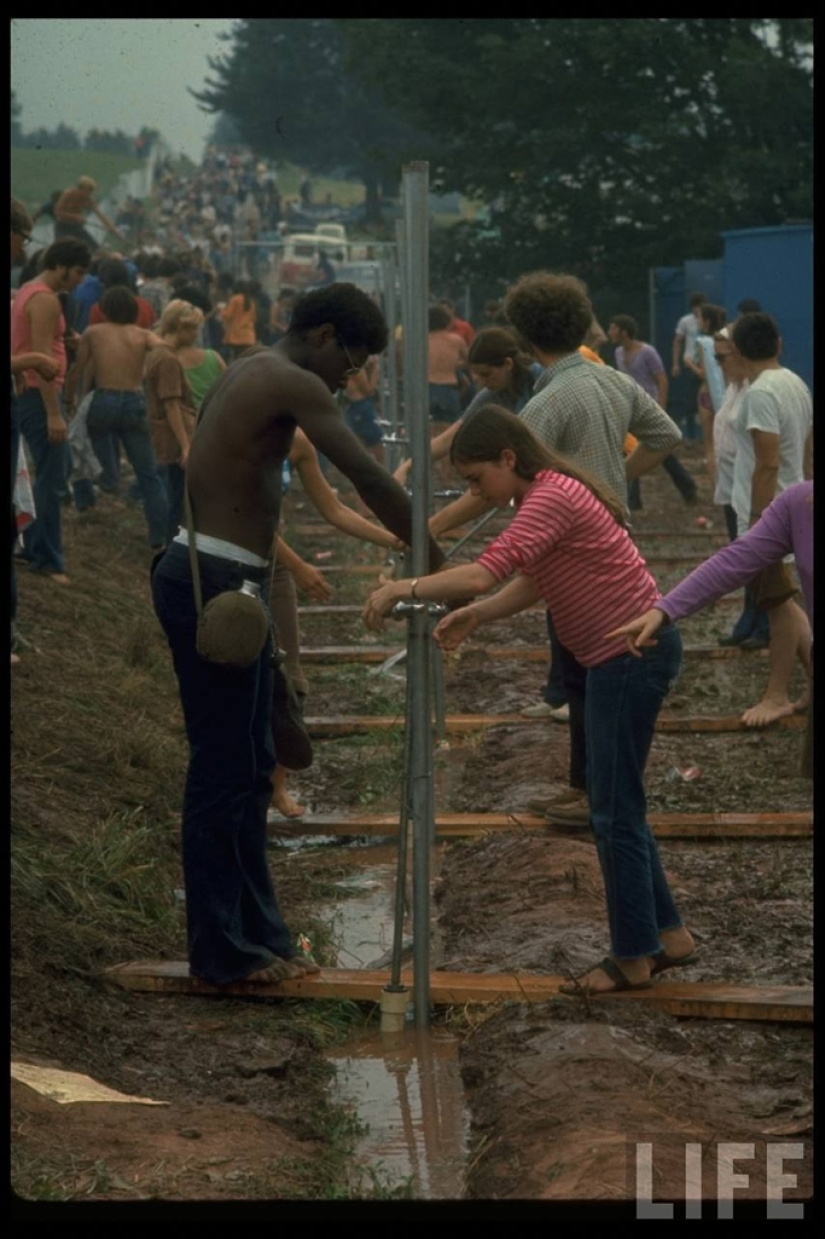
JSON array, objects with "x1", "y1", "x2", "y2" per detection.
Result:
[{"x1": 338, "y1": 337, "x2": 363, "y2": 378}]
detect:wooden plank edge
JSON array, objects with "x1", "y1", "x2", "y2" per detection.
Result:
[
  {"x1": 104, "y1": 963, "x2": 812, "y2": 1023},
  {"x1": 305, "y1": 713, "x2": 807, "y2": 736},
  {"x1": 282, "y1": 811, "x2": 811, "y2": 827},
  {"x1": 298, "y1": 644, "x2": 767, "y2": 663},
  {"x1": 268, "y1": 812, "x2": 811, "y2": 841}
]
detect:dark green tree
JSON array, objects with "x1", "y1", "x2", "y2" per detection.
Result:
[
  {"x1": 19, "y1": 122, "x2": 82, "y2": 151},
  {"x1": 209, "y1": 111, "x2": 243, "y2": 148},
  {"x1": 340, "y1": 19, "x2": 813, "y2": 298},
  {"x1": 191, "y1": 18, "x2": 434, "y2": 221},
  {"x1": 84, "y1": 128, "x2": 135, "y2": 156}
]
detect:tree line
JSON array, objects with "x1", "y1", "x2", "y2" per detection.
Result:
[
  {"x1": 193, "y1": 18, "x2": 812, "y2": 311},
  {"x1": 11, "y1": 92, "x2": 159, "y2": 158}
]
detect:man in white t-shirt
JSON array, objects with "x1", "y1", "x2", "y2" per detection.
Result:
[
  {"x1": 671, "y1": 292, "x2": 707, "y2": 441},
  {"x1": 730, "y1": 312, "x2": 813, "y2": 727}
]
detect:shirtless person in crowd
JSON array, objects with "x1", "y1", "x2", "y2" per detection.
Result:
[
  {"x1": 151, "y1": 283, "x2": 444, "y2": 987},
  {"x1": 427, "y1": 303, "x2": 468, "y2": 484},
  {"x1": 64, "y1": 287, "x2": 168, "y2": 548},
  {"x1": 54, "y1": 176, "x2": 125, "y2": 251}
]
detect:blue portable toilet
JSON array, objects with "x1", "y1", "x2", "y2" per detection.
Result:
[{"x1": 722, "y1": 224, "x2": 813, "y2": 392}]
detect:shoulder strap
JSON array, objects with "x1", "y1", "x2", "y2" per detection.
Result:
[{"x1": 183, "y1": 484, "x2": 204, "y2": 617}]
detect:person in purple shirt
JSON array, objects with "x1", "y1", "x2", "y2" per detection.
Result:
[
  {"x1": 605, "y1": 481, "x2": 813, "y2": 777},
  {"x1": 608, "y1": 315, "x2": 696, "y2": 507}
]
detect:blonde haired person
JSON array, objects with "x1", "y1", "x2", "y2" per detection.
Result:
[
  {"x1": 145, "y1": 301, "x2": 200, "y2": 544},
  {"x1": 158, "y1": 299, "x2": 226, "y2": 409},
  {"x1": 54, "y1": 176, "x2": 124, "y2": 250}
]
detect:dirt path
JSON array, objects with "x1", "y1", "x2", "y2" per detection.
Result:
[{"x1": 11, "y1": 443, "x2": 813, "y2": 1205}]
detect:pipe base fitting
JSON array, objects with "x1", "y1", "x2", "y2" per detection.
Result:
[{"x1": 380, "y1": 985, "x2": 409, "y2": 1032}]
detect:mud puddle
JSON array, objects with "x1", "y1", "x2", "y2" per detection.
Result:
[
  {"x1": 328, "y1": 1028, "x2": 470, "y2": 1198},
  {"x1": 305, "y1": 841, "x2": 470, "y2": 1198}
]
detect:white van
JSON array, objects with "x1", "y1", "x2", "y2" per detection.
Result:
[
  {"x1": 314, "y1": 223, "x2": 347, "y2": 244},
  {"x1": 278, "y1": 233, "x2": 347, "y2": 288}
]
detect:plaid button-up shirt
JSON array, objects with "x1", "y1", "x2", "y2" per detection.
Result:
[{"x1": 521, "y1": 352, "x2": 683, "y2": 505}]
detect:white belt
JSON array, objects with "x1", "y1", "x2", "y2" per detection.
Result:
[{"x1": 173, "y1": 528, "x2": 269, "y2": 569}]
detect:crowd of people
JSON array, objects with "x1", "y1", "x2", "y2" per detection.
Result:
[{"x1": 10, "y1": 151, "x2": 812, "y2": 997}]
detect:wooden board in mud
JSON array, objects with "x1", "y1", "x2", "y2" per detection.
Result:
[
  {"x1": 297, "y1": 643, "x2": 769, "y2": 664},
  {"x1": 105, "y1": 962, "x2": 813, "y2": 1024},
  {"x1": 266, "y1": 810, "x2": 812, "y2": 840},
  {"x1": 304, "y1": 713, "x2": 807, "y2": 737}
]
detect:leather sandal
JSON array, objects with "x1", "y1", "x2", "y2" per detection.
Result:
[{"x1": 559, "y1": 955, "x2": 653, "y2": 995}]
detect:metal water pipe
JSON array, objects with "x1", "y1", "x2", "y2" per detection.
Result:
[{"x1": 400, "y1": 163, "x2": 434, "y2": 1028}]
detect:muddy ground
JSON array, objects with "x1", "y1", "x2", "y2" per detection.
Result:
[{"x1": 11, "y1": 442, "x2": 813, "y2": 1207}]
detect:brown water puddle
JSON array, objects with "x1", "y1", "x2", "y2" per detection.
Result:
[
  {"x1": 328, "y1": 1028, "x2": 470, "y2": 1199},
  {"x1": 312, "y1": 842, "x2": 470, "y2": 1197}
]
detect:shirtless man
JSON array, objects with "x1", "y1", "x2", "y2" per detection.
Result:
[
  {"x1": 427, "y1": 303, "x2": 468, "y2": 484},
  {"x1": 64, "y1": 287, "x2": 167, "y2": 547},
  {"x1": 150, "y1": 282, "x2": 444, "y2": 987},
  {"x1": 54, "y1": 176, "x2": 125, "y2": 251},
  {"x1": 12, "y1": 237, "x2": 91, "y2": 584}
]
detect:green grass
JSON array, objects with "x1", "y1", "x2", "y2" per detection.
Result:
[
  {"x1": 11, "y1": 809, "x2": 181, "y2": 974},
  {"x1": 10, "y1": 147, "x2": 144, "y2": 214}
]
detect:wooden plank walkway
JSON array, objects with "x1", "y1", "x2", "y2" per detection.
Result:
[
  {"x1": 266, "y1": 811, "x2": 812, "y2": 841},
  {"x1": 305, "y1": 713, "x2": 806, "y2": 738},
  {"x1": 105, "y1": 961, "x2": 812, "y2": 1024},
  {"x1": 298, "y1": 643, "x2": 767, "y2": 665}
]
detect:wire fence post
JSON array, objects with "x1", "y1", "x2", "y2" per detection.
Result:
[{"x1": 400, "y1": 162, "x2": 433, "y2": 1029}]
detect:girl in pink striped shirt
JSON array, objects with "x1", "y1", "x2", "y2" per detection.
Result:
[{"x1": 364, "y1": 406, "x2": 695, "y2": 994}]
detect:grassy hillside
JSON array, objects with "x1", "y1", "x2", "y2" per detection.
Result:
[{"x1": 11, "y1": 147, "x2": 144, "y2": 214}]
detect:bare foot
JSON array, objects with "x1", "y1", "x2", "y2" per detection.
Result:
[
  {"x1": 271, "y1": 788, "x2": 306, "y2": 818},
  {"x1": 792, "y1": 690, "x2": 810, "y2": 714},
  {"x1": 33, "y1": 570, "x2": 71, "y2": 586},
  {"x1": 651, "y1": 927, "x2": 696, "y2": 969},
  {"x1": 271, "y1": 767, "x2": 306, "y2": 818},
  {"x1": 741, "y1": 697, "x2": 796, "y2": 727},
  {"x1": 657, "y1": 926, "x2": 695, "y2": 956}
]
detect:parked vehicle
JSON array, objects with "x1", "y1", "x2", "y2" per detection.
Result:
[
  {"x1": 314, "y1": 223, "x2": 347, "y2": 244},
  {"x1": 277, "y1": 232, "x2": 347, "y2": 288},
  {"x1": 334, "y1": 260, "x2": 383, "y2": 297}
]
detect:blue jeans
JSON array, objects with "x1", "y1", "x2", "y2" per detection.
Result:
[
  {"x1": 151, "y1": 542, "x2": 293, "y2": 985},
  {"x1": 428, "y1": 383, "x2": 462, "y2": 424},
  {"x1": 87, "y1": 390, "x2": 168, "y2": 547},
  {"x1": 344, "y1": 398, "x2": 383, "y2": 448},
  {"x1": 542, "y1": 608, "x2": 567, "y2": 709},
  {"x1": 585, "y1": 624, "x2": 683, "y2": 959},
  {"x1": 158, "y1": 462, "x2": 186, "y2": 547},
  {"x1": 628, "y1": 456, "x2": 696, "y2": 509},
  {"x1": 18, "y1": 387, "x2": 69, "y2": 573}
]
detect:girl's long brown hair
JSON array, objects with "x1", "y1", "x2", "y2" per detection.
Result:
[
  {"x1": 450, "y1": 404, "x2": 627, "y2": 528},
  {"x1": 467, "y1": 327, "x2": 536, "y2": 394}
]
